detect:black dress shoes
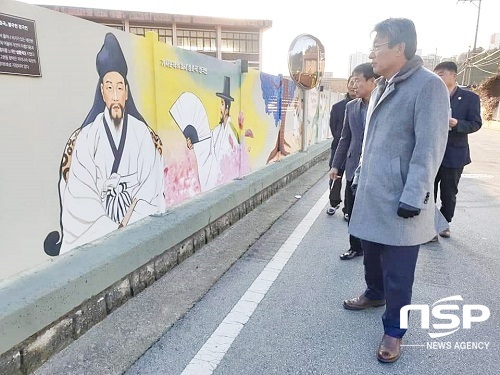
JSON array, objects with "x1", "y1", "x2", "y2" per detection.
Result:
[
  {"x1": 377, "y1": 334, "x2": 402, "y2": 363},
  {"x1": 339, "y1": 249, "x2": 363, "y2": 260},
  {"x1": 428, "y1": 235, "x2": 439, "y2": 243},
  {"x1": 343, "y1": 294, "x2": 386, "y2": 310}
]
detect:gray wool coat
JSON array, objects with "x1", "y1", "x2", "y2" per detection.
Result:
[{"x1": 349, "y1": 56, "x2": 450, "y2": 246}]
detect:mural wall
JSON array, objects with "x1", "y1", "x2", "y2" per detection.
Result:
[{"x1": 0, "y1": 0, "x2": 336, "y2": 281}]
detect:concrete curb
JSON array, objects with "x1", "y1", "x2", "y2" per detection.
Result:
[{"x1": 0, "y1": 141, "x2": 330, "y2": 373}]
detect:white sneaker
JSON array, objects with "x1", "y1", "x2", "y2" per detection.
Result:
[{"x1": 326, "y1": 206, "x2": 337, "y2": 216}]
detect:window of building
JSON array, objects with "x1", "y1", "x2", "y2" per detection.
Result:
[
  {"x1": 177, "y1": 29, "x2": 216, "y2": 52},
  {"x1": 221, "y1": 31, "x2": 259, "y2": 53},
  {"x1": 248, "y1": 60, "x2": 260, "y2": 70},
  {"x1": 104, "y1": 24, "x2": 124, "y2": 31},
  {"x1": 129, "y1": 26, "x2": 173, "y2": 45}
]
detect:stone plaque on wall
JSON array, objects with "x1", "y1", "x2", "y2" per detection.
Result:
[{"x1": 0, "y1": 13, "x2": 41, "y2": 77}]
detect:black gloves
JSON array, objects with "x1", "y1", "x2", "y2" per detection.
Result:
[{"x1": 397, "y1": 202, "x2": 420, "y2": 219}]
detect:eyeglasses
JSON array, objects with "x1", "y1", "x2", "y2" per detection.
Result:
[{"x1": 369, "y1": 42, "x2": 390, "y2": 53}]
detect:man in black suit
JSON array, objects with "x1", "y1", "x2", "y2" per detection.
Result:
[
  {"x1": 326, "y1": 76, "x2": 355, "y2": 217},
  {"x1": 433, "y1": 61, "x2": 482, "y2": 238}
]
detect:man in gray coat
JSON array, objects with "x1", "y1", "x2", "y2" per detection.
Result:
[{"x1": 344, "y1": 18, "x2": 450, "y2": 363}]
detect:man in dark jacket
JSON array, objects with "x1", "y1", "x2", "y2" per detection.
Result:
[
  {"x1": 433, "y1": 61, "x2": 482, "y2": 238},
  {"x1": 330, "y1": 63, "x2": 378, "y2": 259},
  {"x1": 326, "y1": 76, "x2": 355, "y2": 216}
]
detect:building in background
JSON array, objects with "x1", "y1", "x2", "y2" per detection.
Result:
[
  {"x1": 321, "y1": 72, "x2": 348, "y2": 93},
  {"x1": 490, "y1": 33, "x2": 500, "y2": 50},
  {"x1": 421, "y1": 52, "x2": 443, "y2": 70},
  {"x1": 41, "y1": 5, "x2": 272, "y2": 70},
  {"x1": 348, "y1": 52, "x2": 369, "y2": 76},
  {"x1": 348, "y1": 50, "x2": 455, "y2": 74}
]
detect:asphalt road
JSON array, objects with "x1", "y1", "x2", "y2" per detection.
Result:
[{"x1": 35, "y1": 127, "x2": 500, "y2": 375}]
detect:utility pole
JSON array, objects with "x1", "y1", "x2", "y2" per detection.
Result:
[
  {"x1": 457, "y1": 0, "x2": 482, "y2": 53},
  {"x1": 457, "y1": 0, "x2": 482, "y2": 85},
  {"x1": 472, "y1": 0, "x2": 482, "y2": 53}
]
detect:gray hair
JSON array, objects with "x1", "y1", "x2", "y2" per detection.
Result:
[{"x1": 373, "y1": 18, "x2": 417, "y2": 60}]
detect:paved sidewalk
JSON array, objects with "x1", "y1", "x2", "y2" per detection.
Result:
[{"x1": 33, "y1": 160, "x2": 332, "y2": 375}]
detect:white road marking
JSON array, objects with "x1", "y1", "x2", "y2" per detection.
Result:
[
  {"x1": 461, "y1": 173, "x2": 494, "y2": 179},
  {"x1": 181, "y1": 189, "x2": 330, "y2": 375}
]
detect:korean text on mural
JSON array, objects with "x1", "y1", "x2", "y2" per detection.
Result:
[{"x1": 161, "y1": 59, "x2": 208, "y2": 74}]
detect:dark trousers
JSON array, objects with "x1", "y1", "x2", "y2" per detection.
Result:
[
  {"x1": 361, "y1": 240, "x2": 420, "y2": 338},
  {"x1": 434, "y1": 165, "x2": 464, "y2": 223},
  {"x1": 328, "y1": 169, "x2": 344, "y2": 208},
  {"x1": 345, "y1": 179, "x2": 362, "y2": 253}
]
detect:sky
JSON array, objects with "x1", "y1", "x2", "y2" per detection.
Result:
[{"x1": 22, "y1": 0, "x2": 500, "y2": 78}]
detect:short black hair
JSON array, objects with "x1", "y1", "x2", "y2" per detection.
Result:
[
  {"x1": 352, "y1": 62, "x2": 379, "y2": 80},
  {"x1": 373, "y1": 18, "x2": 417, "y2": 60},
  {"x1": 434, "y1": 61, "x2": 458, "y2": 73}
]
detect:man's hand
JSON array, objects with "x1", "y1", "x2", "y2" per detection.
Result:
[
  {"x1": 351, "y1": 183, "x2": 357, "y2": 196},
  {"x1": 449, "y1": 117, "x2": 458, "y2": 128},
  {"x1": 397, "y1": 202, "x2": 421, "y2": 218},
  {"x1": 329, "y1": 167, "x2": 339, "y2": 181}
]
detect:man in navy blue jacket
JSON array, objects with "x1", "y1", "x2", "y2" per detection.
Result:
[{"x1": 434, "y1": 61, "x2": 482, "y2": 238}]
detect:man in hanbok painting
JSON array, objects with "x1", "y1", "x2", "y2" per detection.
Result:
[
  {"x1": 198, "y1": 76, "x2": 239, "y2": 191},
  {"x1": 44, "y1": 33, "x2": 165, "y2": 256},
  {"x1": 173, "y1": 76, "x2": 239, "y2": 193}
]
